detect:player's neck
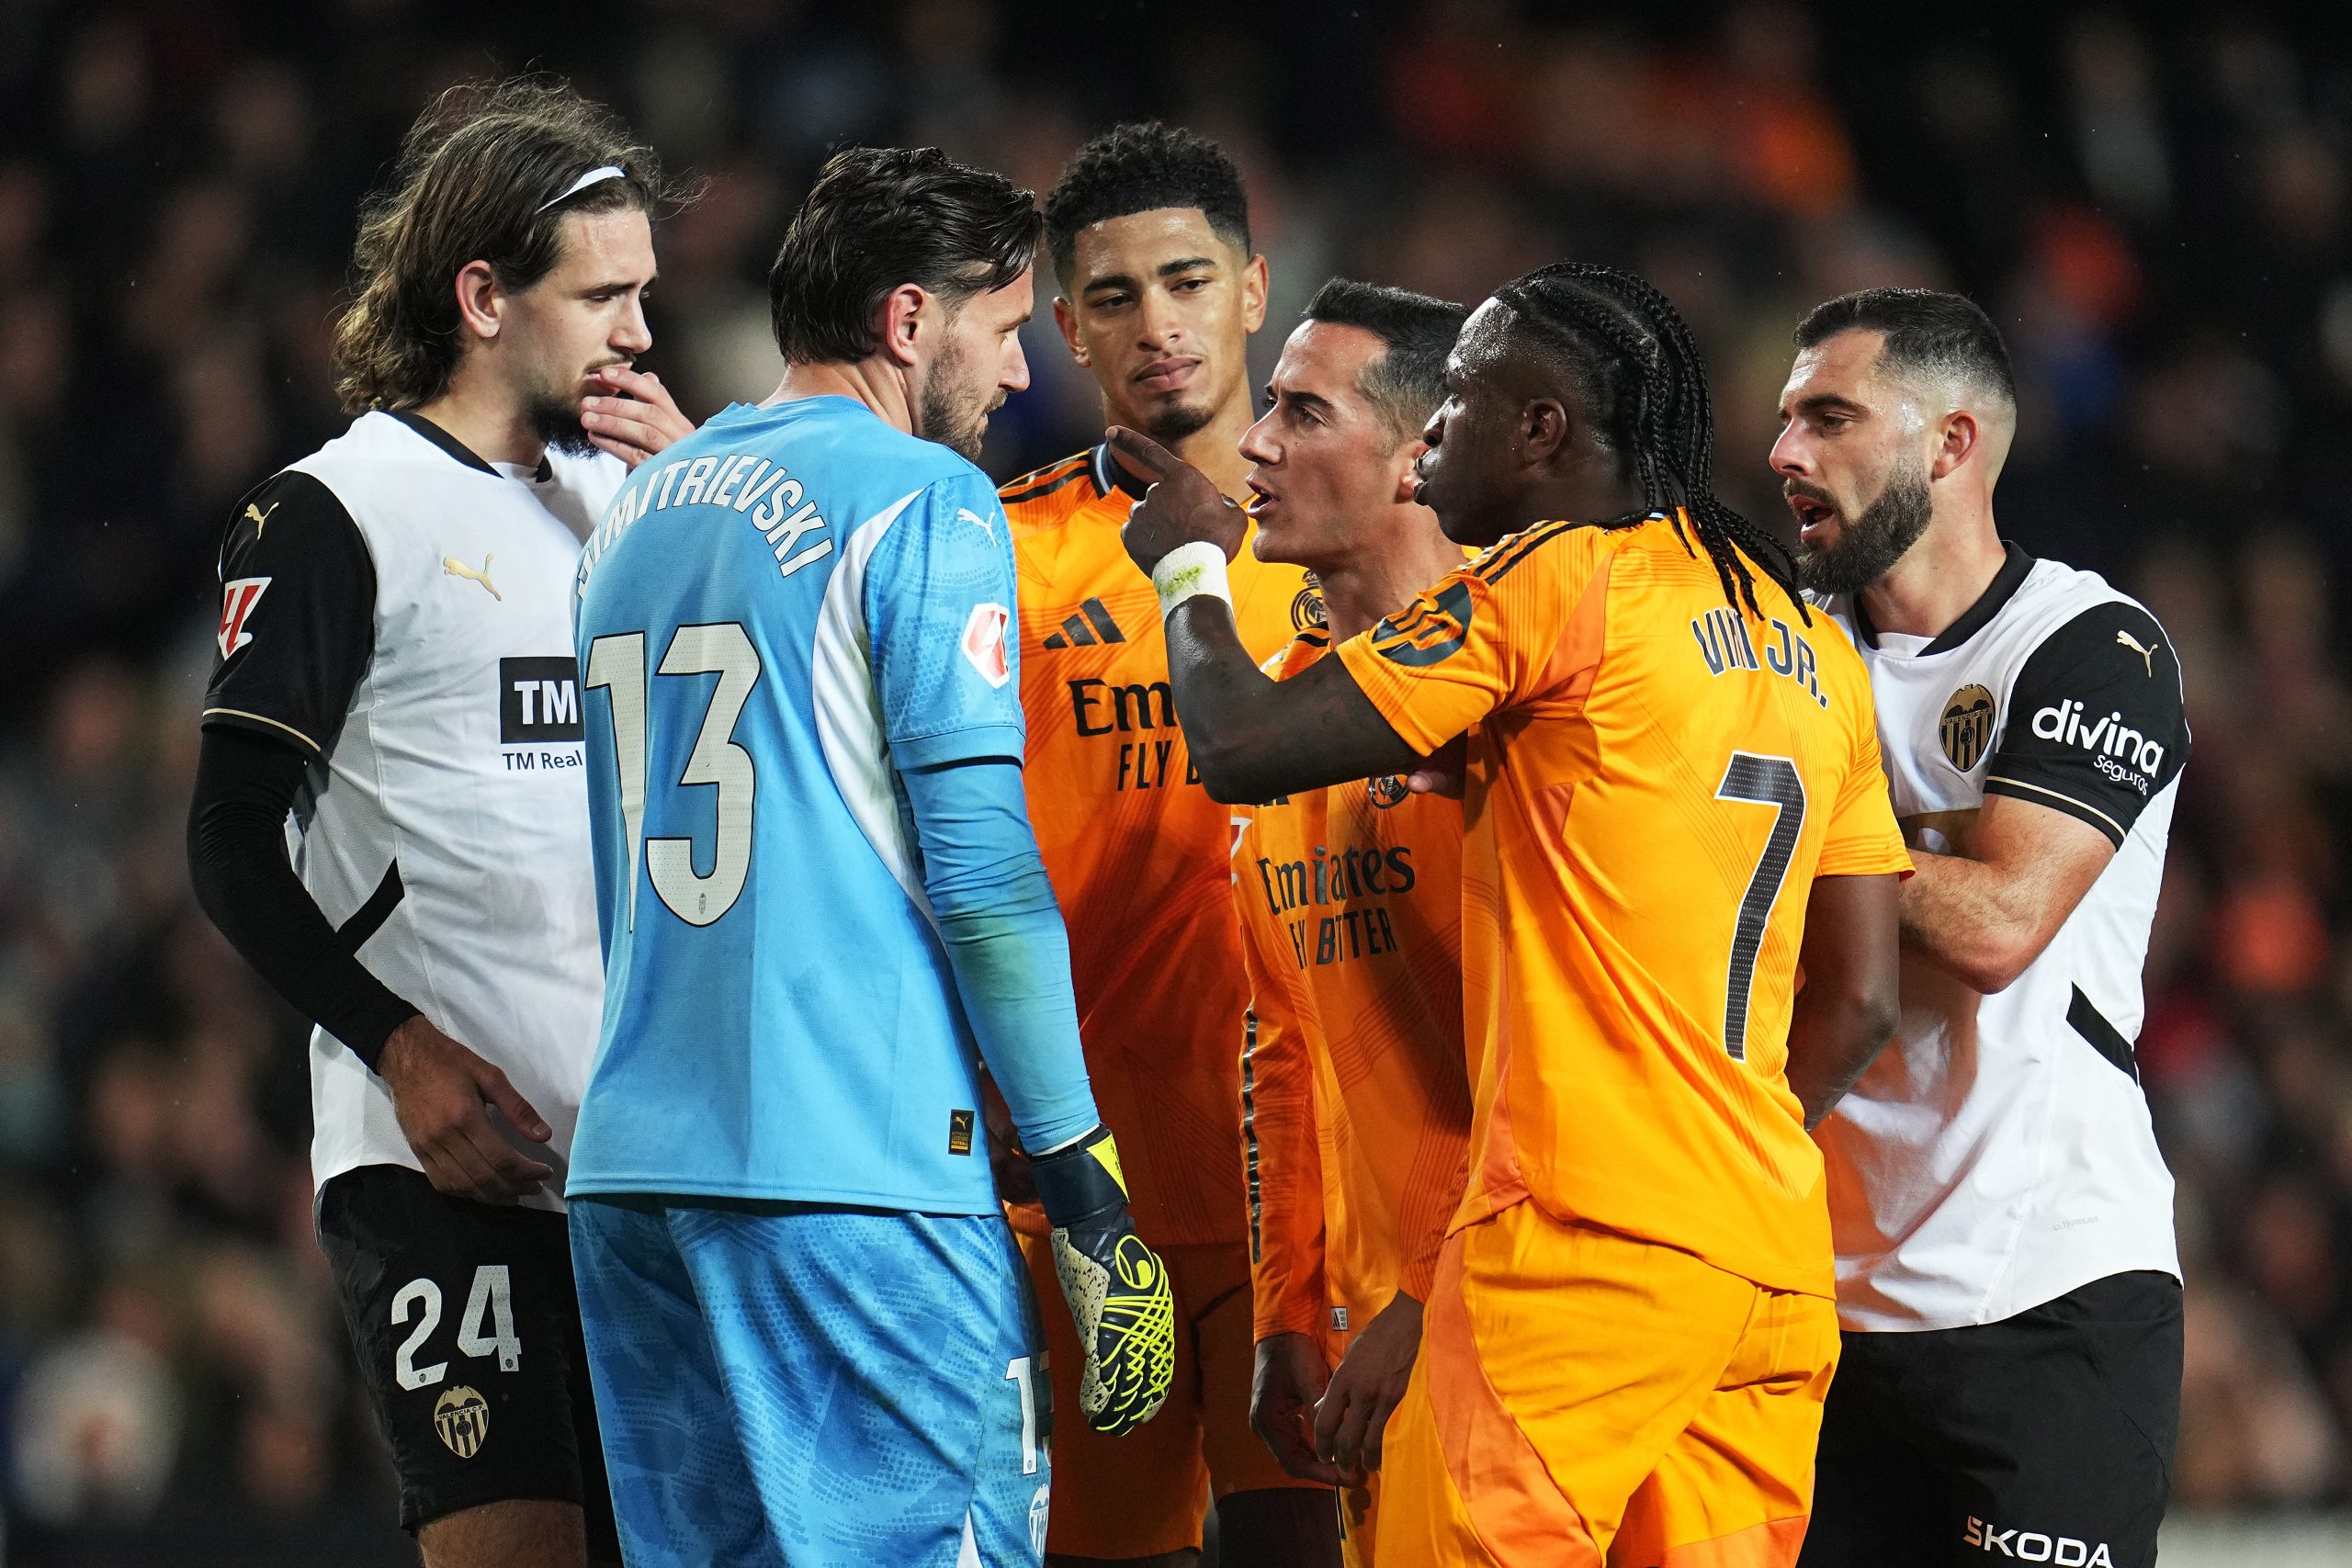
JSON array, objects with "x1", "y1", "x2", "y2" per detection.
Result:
[
  {"x1": 1859, "y1": 502, "x2": 2007, "y2": 640},
  {"x1": 766, "y1": 360, "x2": 915, "y2": 432},
  {"x1": 414, "y1": 378, "x2": 546, "y2": 470},
  {"x1": 1316, "y1": 521, "x2": 1464, "y2": 643}
]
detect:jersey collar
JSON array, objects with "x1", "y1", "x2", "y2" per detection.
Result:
[
  {"x1": 1853, "y1": 540, "x2": 2033, "y2": 655},
  {"x1": 389, "y1": 411, "x2": 554, "y2": 482},
  {"x1": 1088, "y1": 443, "x2": 1150, "y2": 502}
]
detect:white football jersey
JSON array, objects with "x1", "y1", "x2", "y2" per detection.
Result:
[
  {"x1": 1816, "y1": 545, "x2": 2185, "y2": 1330},
  {"x1": 204, "y1": 411, "x2": 624, "y2": 1212}
]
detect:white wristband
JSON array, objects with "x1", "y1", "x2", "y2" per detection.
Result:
[{"x1": 1151, "y1": 541, "x2": 1232, "y2": 618}]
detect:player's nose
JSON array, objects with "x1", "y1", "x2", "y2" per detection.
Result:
[
  {"x1": 1001, "y1": 334, "x2": 1032, "y2": 396},
  {"x1": 1136, "y1": 288, "x2": 1181, "y2": 346},
  {"x1": 614, "y1": 296, "x2": 652, "y2": 355},
  {"x1": 1239, "y1": 408, "x2": 1279, "y2": 465},
  {"x1": 1768, "y1": 421, "x2": 1809, "y2": 477}
]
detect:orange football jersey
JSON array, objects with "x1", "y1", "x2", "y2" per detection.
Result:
[
  {"x1": 1002, "y1": 447, "x2": 1318, "y2": 1246},
  {"x1": 1237, "y1": 631, "x2": 1473, "y2": 1346},
  {"x1": 1332, "y1": 512, "x2": 1910, "y2": 1296}
]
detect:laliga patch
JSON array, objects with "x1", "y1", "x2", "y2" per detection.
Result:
[
  {"x1": 962, "y1": 602, "x2": 1012, "y2": 688},
  {"x1": 217, "y1": 577, "x2": 271, "y2": 660}
]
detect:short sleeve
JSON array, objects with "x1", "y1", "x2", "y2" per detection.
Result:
[
  {"x1": 201, "y1": 470, "x2": 377, "y2": 760},
  {"x1": 1332, "y1": 523, "x2": 1610, "y2": 756},
  {"x1": 1984, "y1": 602, "x2": 2188, "y2": 848},
  {"x1": 866, "y1": 469, "x2": 1027, "y2": 769},
  {"x1": 1817, "y1": 710, "x2": 1913, "y2": 878}
]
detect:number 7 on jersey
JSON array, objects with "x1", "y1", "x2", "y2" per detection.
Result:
[{"x1": 1715, "y1": 752, "x2": 1806, "y2": 1062}]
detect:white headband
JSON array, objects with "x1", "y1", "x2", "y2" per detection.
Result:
[{"x1": 537, "y1": 164, "x2": 626, "y2": 213}]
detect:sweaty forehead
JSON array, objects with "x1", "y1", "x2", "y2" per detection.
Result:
[
  {"x1": 1783, "y1": 329, "x2": 1894, "y2": 407},
  {"x1": 1277, "y1": 320, "x2": 1384, "y2": 398},
  {"x1": 1069, "y1": 207, "x2": 1235, "y2": 284},
  {"x1": 1454, "y1": 299, "x2": 1511, "y2": 361}
]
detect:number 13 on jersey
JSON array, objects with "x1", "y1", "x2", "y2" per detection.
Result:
[{"x1": 585, "y1": 624, "x2": 763, "y2": 930}]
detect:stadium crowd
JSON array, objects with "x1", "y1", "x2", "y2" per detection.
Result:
[{"x1": 0, "y1": 0, "x2": 2348, "y2": 1558}]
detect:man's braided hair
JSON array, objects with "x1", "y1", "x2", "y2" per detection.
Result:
[{"x1": 1491, "y1": 261, "x2": 1805, "y2": 622}]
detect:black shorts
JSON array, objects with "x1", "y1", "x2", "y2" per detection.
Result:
[
  {"x1": 317, "y1": 1164, "x2": 617, "y2": 1554},
  {"x1": 1800, "y1": 1270, "x2": 2182, "y2": 1568}
]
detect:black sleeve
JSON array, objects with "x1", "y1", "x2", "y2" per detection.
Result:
[
  {"x1": 1984, "y1": 600, "x2": 2189, "y2": 848},
  {"x1": 186, "y1": 727, "x2": 421, "y2": 1070},
  {"x1": 201, "y1": 469, "x2": 376, "y2": 760}
]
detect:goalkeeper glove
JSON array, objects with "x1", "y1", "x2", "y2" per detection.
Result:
[{"x1": 1031, "y1": 1124, "x2": 1176, "y2": 1436}]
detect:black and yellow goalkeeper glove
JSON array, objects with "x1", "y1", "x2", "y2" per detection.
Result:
[{"x1": 1032, "y1": 1124, "x2": 1176, "y2": 1436}]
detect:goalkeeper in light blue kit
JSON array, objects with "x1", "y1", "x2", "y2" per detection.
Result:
[{"x1": 567, "y1": 146, "x2": 1175, "y2": 1567}]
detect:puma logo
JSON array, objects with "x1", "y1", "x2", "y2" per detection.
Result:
[
  {"x1": 957, "y1": 506, "x2": 994, "y2": 538},
  {"x1": 2115, "y1": 628, "x2": 2155, "y2": 675},
  {"x1": 243, "y1": 501, "x2": 281, "y2": 537},
  {"x1": 442, "y1": 554, "x2": 502, "y2": 602}
]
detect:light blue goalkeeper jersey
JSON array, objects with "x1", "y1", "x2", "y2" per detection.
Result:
[{"x1": 569, "y1": 396, "x2": 1032, "y2": 1211}]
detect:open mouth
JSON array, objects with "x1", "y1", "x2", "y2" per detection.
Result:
[
  {"x1": 1786, "y1": 492, "x2": 1838, "y2": 543},
  {"x1": 1245, "y1": 478, "x2": 1276, "y2": 517},
  {"x1": 1134, "y1": 356, "x2": 1202, "y2": 397}
]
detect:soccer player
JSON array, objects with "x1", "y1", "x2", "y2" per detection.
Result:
[
  {"x1": 1775, "y1": 290, "x2": 2185, "y2": 1568},
  {"x1": 1225, "y1": 278, "x2": 1473, "y2": 1566},
  {"x1": 993, "y1": 123, "x2": 1329, "y2": 1567},
  {"x1": 566, "y1": 146, "x2": 1175, "y2": 1568},
  {"x1": 185, "y1": 80, "x2": 693, "y2": 1568},
  {"x1": 1114, "y1": 262, "x2": 1911, "y2": 1566}
]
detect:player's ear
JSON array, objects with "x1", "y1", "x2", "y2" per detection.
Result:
[
  {"x1": 1053, "y1": 295, "x2": 1088, "y2": 367},
  {"x1": 452, "y1": 259, "x2": 503, "y2": 344},
  {"x1": 877, "y1": 283, "x2": 928, "y2": 368},
  {"x1": 1391, "y1": 438, "x2": 1431, "y2": 505},
  {"x1": 1240, "y1": 253, "x2": 1270, "y2": 334},
  {"x1": 1929, "y1": 409, "x2": 1980, "y2": 483},
  {"x1": 1521, "y1": 396, "x2": 1569, "y2": 468}
]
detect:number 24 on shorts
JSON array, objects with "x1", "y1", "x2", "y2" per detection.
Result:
[{"x1": 391, "y1": 1265, "x2": 524, "y2": 1390}]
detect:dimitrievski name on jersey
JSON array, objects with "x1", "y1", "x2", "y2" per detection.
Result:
[
  {"x1": 200, "y1": 410, "x2": 625, "y2": 1213},
  {"x1": 573, "y1": 426, "x2": 838, "y2": 599},
  {"x1": 1815, "y1": 544, "x2": 2188, "y2": 1332},
  {"x1": 570, "y1": 397, "x2": 1033, "y2": 1212}
]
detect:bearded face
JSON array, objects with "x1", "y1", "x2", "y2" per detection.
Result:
[
  {"x1": 1792, "y1": 448, "x2": 1934, "y2": 598},
  {"x1": 914, "y1": 332, "x2": 1001, "y2": 461}
]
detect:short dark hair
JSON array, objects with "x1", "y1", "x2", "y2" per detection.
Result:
[
  {"x1": 334, "y1": 77, "x2": 670, "y2": 412},
  {"x1": 768, "y1": 146, "x2": 1040, "y2": 366},
  {"x1": 1793, "y1": 288, "x2": 2017, "y2": 405},
  {"x1": 1302, "y1": 277, "x2": 1466, "y2": 445},
  {"x1": 1042, "y1": 122, "x2": 1251, "y2": 286}
]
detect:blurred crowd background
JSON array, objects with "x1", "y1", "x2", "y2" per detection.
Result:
[{"x1": 0, "y1": 0, "x2": 2348, "y2": 1561}]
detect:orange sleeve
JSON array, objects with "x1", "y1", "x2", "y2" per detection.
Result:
[
  {"x1": 1236, "y1": 824, "x2": 1327, "y2": 1342},
  {"x1": 1817, "y1": 690, "x2": 1914, "y2": 879},
  {"x1": 1333, "y1": 523, "x2": 1609, "y2": 756}
]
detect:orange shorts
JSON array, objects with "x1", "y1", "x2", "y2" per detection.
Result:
[
  {"x1": 1018, "y1": 1232, "x2": 1318, "y2": 1557},
  {"x1": 1375, "y1": 1201, "x2": 1838, "y2": 1567}
]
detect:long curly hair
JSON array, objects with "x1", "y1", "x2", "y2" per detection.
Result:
[{"x1": 331, "y1": 77, "x2": 672, "y2": 413}]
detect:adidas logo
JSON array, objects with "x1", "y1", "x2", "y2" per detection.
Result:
[{"x1": 1043, "y1": 597, "x2": 1128, "y2": 649}]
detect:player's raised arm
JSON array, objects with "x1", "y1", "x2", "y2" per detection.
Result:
[{"x1": 1112, "y1": 426, "x2": 1421, "y2": 802}]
